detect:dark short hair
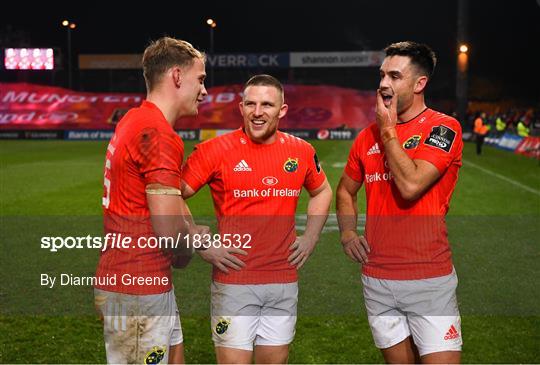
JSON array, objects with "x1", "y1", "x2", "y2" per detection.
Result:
[
  {"x1": 243, "y1": 74, "x2": 284, "y2": 96},
  {"x1": 142, "y1": 36, "x2": 204, "y2": 92},
  {"x1": 384, "y1": 41, "x2": 437, "y2": 78}
]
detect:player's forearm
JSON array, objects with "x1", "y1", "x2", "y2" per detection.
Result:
[
  {"x1": 150, "y1": 216, "x2": 193, "y2": 256},
  {"x1": 150, "y1": 214, "x2": 190, "y2": 239},
  {"x1": 179, "y1": 201, "x2": 196, "y2": 228},
  {"x1": 304, "y1": 185, "x2": 332, "y2": 241},
  {"x1": 336, "y1": 188, "x2": 358, "y2": 236},
  {"x1": 381, "y1": 128, "x2": 424, "y2": 200},
  {"x1": 147, "y1": 193, "x2": 194, "y2": 254}
]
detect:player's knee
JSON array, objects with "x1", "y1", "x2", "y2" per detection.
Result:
[
  {"x1": 254, "y1": 345, "x2": 289, "y2": 364},
  {"x1": 215, "y1": 346, "x2": 253, "y2": 364}
]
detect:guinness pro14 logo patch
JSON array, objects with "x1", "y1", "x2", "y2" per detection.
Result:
[{"x1": 424, "y1": 125, "x2": 456, "y2": 152}]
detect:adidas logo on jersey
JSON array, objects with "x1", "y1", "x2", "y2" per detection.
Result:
[
  {"x1": 444, "y1": 325, "x2": 460, "y2": 340},
  {"x1": 233, "y1": 160, "x2": 252, "y2": 172},
  {"x1": 367, "y1": 143, "x2": 381, "y2": 155}
]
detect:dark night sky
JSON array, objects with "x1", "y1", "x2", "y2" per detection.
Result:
[{"x1": 1, "y1": 1, "x2": 539, "y2": 100}]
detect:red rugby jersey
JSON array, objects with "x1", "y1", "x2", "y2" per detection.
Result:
[
  {"x1": 96, "y1": 100, "x2": 184, "y2": 294},
  {"x1": 182, "y1": 129, "x2": 326, "y2": 284},
  {"x1": 345, "y1": 108, "x2": 463, "y2": 280}
]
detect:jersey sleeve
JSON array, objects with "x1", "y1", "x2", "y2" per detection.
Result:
[
  {"x1": 344, "y1": 134, "x2": 365, "y2": 183},
  {"x1": 303, "y1": 144, "x2": 327, "y2": 192},
  {"x1": 414, "y1": 118, "x2": 463, "y2": 174},
  {"x1": 127, "y1": 127, "x2": 183, "y2": 188},
  {"x1": 181, "y1": 142, "x2": 218, "y2": 192}
]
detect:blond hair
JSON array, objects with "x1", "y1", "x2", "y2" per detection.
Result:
[{"x1": 142, "y1": 37, "x2": 204, "y2": 91}]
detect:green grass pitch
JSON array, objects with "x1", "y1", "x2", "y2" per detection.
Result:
[{"x1": 0, "y1": 139, "x2": 539, "y2": 363}]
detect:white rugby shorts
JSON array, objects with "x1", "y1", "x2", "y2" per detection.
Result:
[
  {"x1": 211, "y1": 281, "x2": 298, "y2": 351},
  {"x1": 362, "y1": 268, "x2": 462, "y2": 356},
  {"x1": 94, "y1": 288, "x2": 182, "y2": 364}
]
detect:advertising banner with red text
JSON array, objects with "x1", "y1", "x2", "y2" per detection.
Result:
[
  {"x1": 0, "y1": 83, "x2": 143, "y2": 130},
  {"x1": 515, "y1": 136, "x2": 540, "y2": 159},
  {"x1": 0, "y1": 83, "x2": 375, "y2": 131}
]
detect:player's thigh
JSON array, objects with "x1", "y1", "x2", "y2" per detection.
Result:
[
  {"x1": 211, "y1": 315, "x2": 260, "y2": 351},
  {"x1": 421, "y1": 350, "x2": 461, "y2": 364},
  {"x1": 256, "y1": 283, "x2": 298, "y2": 347},
  {"x1": 211, "y1": 282, "x2": 261, "y2": 351},
  {"x1": 215, "y1": 346, "x2": 253, "y2": 364},
  {"x1": 407, "y1": 315, "x2": 461, "y2": 358},
  {"x1": 168, "y1": 309, "x2": 185, "y2": 364},
  {"x1": 95, "y1": 289, "x2": 140, "y2": 363},
  {"x1": 362, "y1": 275, "x2": 411, "y2": 349},
  {"x1": 403, "y1": 270, "x2": 462, "y2": 357},
  {"x1": 380, "y1": 336, "x2": 420, "y2": 364},
  {"x1": 256, "y1": 314, "x2": 297, "y2": 347},
  {"x1": 95, "y1": 288, "x2": 181, "y2": 364},
  {"x1": 366, "y1": 314, "x2": 410, "y2": 350},
  {"x1": 254, "y1": 344, "x2": 289, "y2": 364},
  {"x1": 168, "y1": 343, "x2": 185, "y2": 365},
  {"x1": 138, "y1": 290, "x2": 183, "y2": 364}
]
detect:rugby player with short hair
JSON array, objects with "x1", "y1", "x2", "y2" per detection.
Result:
[
  {"x1": 181, "y1": 74, "x2": 332, "y2": 364},
  {"x1": 95, "y1": 36, "x2": 207, "y2": 364},
  {"x1": 336, "y1": 41, "x2": 463, "y2": 364}
]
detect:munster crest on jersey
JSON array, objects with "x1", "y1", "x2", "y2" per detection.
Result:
[
  {"x1": 283, "y1": 158, "x2": 299, "y2": 173},
  {"x1": 403, "y1": 135, "x2": 421, "y2": 149}
]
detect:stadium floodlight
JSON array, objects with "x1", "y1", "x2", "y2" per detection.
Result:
[
  {"x1": 62, "y1": 19, "x2": 77, "y2": 88},
  {"x1": 206, "y1": 18, "x2": 217, "y2": 87},
  {"x1": 4, "y1": 48, "x2": 55, "y2": 70}
]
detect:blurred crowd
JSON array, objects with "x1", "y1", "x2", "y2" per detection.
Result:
[
  {"x1": 464, "y1": 108, "x2": 539, "y2": 155},
  {"x1": 467, "y1": 108, "x2": 538, "y2": 138}
]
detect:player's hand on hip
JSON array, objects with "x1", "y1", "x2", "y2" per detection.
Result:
[
  {"x1": 197, "y1": 245, "x2": 247, "y2": 274},
  {"x1": 340, "y1": 231, "x2": 370, "y2": 264},
  {"x1": 288, "y1": 234, "x2": 318, "y2": 269}
]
